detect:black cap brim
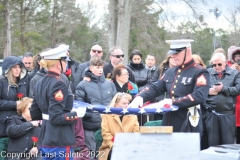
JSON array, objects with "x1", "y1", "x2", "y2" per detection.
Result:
[{"x1": 167, "y1": 47, "x2": 186, "y2": 55}]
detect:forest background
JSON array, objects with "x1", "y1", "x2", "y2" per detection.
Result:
[{"x1": 0, "y1": 0, "x2": 239, "y2": 65}]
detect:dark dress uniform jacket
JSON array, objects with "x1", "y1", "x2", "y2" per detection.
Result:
[
  {"x1": 139, "y1": 59, "x2": 210, "y2": 132},
  {"x1": 6, "y1": 115, "x2": 40, "y2": 157},
  {"x1": 0, "y1": 56, "x2": 29, "y2": 137},
  {"x1": 30, "y1": 71, "x2": 78, "y2": 147},
  {"x1": 29, "y1": 68, "x2": 72, "y2": 98}
]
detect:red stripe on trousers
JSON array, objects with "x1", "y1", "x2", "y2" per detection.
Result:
[{"x1": 66, "y1": 146, "x2": 70, "y2": 160}]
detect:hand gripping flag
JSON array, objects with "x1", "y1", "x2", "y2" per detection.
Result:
[{"x1": 73, "y1": 100, "x2": 178, "y2": 115}]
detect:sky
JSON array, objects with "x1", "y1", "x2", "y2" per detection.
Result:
[{"x1": 76, "y1": 0, "x2": 240, "y2": 31}]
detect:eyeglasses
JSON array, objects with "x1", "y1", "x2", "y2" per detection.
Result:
[
  {"x1": 212, "y1": 63, "x2": 222, "y2": 67},
  {"x1": 92, "y1": 49, "x2": 102, "y2": 54},
  {"x1": 111, "y1": 54, "x2": 124, "y2": 58}
]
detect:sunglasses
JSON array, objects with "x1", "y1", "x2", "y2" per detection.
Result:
[
  {"x1": 111, "y1": 54, "x2": 124, "y2": 58},
  {"x1": 92, "y1": 49, "x2": 102, "y2": 54},
  {"x1": 212, "y1": 63, "x2": 222, "y2": 67}
]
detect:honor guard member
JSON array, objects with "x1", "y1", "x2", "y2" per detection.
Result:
[
  {"x1": 30, "y1": 45, "x2": 86, "y2": 160},
  {"x1": 129, "y1": 39, "x2": 210, "y2": 133}
]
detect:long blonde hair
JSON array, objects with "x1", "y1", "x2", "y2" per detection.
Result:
[
  {"x1": 6, "y1": 69, "x2": 19, "y2": 86},
  {"x1": 159, "y1": 54, "x2": 171, "y2": 77},
  {"x1": 192, "y1": 54, "x2": 206, "y2": 68},
  {"x1": 108, "y1": 92, "x2": 132, "y2": 107}
]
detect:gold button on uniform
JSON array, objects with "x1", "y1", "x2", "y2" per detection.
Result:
[
  {"x1": 172, "y1": 91, "x2": 174, "y2": 94},
  {"x1": 175, "y1": 80, "x2": 178, "y2": 83},
  {"x1": 178, "y1": 70, "x2": 181, "y2": 73},
  {"x1": 174, "y1": 85, "x2": 176, "y2": 88},
  {"x1": 178, "y1": 75, "x2": 180, "y2": 78}
]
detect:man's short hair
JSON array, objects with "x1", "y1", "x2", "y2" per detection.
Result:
[
  {"x1": 23, "y1": 52, "x2": 33, "y2": 58},
  {"x1": 109, "y1": 46, "x2": 122, "y2": 56},
  {"x1": 90, "y1": 57, "x2": 104, "y2": 66},
  {"x1": 146, "y1": 53, "x2": 156, "y2": 59}
]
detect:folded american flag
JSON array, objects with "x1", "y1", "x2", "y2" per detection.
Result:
[{"x1": 73, "y1": 100, "x2": 178, "y2": 115}]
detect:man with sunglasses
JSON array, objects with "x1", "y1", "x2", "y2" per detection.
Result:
[
  {"x1": 78, "y1": 45, "x2": 107, "y2": 82},
  {"x1": 202, "y1": 52, "x2": 240, "y2": 147},
  {"x1": 129, "y1": 39, "x2": 210, "y2": 141},
  {"x1": 103, "y1": 46, "x2": 135, "y2": 83}
]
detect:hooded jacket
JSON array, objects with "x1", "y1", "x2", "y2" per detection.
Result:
[
  {"x1": 0, "y1": 56, "x2": 29, "y2": 137},
  {"x1": 228, "y1": 46, "x2": 240, "y2": 63}
]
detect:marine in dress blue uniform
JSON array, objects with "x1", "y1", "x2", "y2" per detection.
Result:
[
  {"x1": 30, "y1": 45, "x2": 86, "y2": 160},
  {"x1": 129, "y1": 39, "x2": 210, "y2": 133}
]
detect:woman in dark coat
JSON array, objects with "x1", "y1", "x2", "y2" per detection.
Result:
[
  {"x1": 127, "y1": 50, "x2": 150, "y2": 91},
  {"x1": 0, "y1": 56, "x2": 29, "y2": 159},
  {"x1": 127, "y1": 50, "x2": 151, "y2": 125},
  {"x1": 7, "y1": 97, "x2": 41, "y2": 160}
]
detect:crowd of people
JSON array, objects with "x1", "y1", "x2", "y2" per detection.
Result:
[{"x1": 0, "y1": 39, "x2": 240, "y2": 160}]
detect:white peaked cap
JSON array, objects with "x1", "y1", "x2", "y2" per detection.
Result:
[
  {"x1": 165, "y1": 39, "x2": 194, "y2": 54},
  {"x1": 40, "y1": 45, "x2": 70, "y2": 61}
]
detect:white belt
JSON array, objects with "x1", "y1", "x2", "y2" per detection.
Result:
[{"x1": 42, "y1": 113, "x2": 49, "y2": 120}]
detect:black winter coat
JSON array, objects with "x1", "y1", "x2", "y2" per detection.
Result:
[
  {"x1": 0, "y1": 56, "x2": 29, "y2": 137},
  {"x1": 6, "y1": 115, "x2": 40, "y2": 156},
  {"x1": 67, "y1": 58, "x2": 83, "y2": 94},
  {"x1": 75, "y1": 70, "x2": 117, "y2": 130},
  {"x1": 127, "y1": 61, "x2": 150, "y2": 91}
]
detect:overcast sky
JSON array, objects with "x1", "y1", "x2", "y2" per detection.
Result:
[{"x1": 77, "y1": 0, "x2": 240, "y2": 31}]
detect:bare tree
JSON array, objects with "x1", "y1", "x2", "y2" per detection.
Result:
[
  {"x1": 108, "y1": 0, "x2": 134, "y2": 64},
  {"x1": 225, "y1": 6, "x2": 240, "y2": 46},
  {"x1": 3, "y1": 0, "x2": 11, "y2": 57}
]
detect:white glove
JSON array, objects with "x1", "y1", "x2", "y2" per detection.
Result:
[
  {"x1": 72, "y1": 107, "x2": 86, "y2": 118},
  {"x1": 128, "y1": 96, "x2": 143, "y2": 108}
]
